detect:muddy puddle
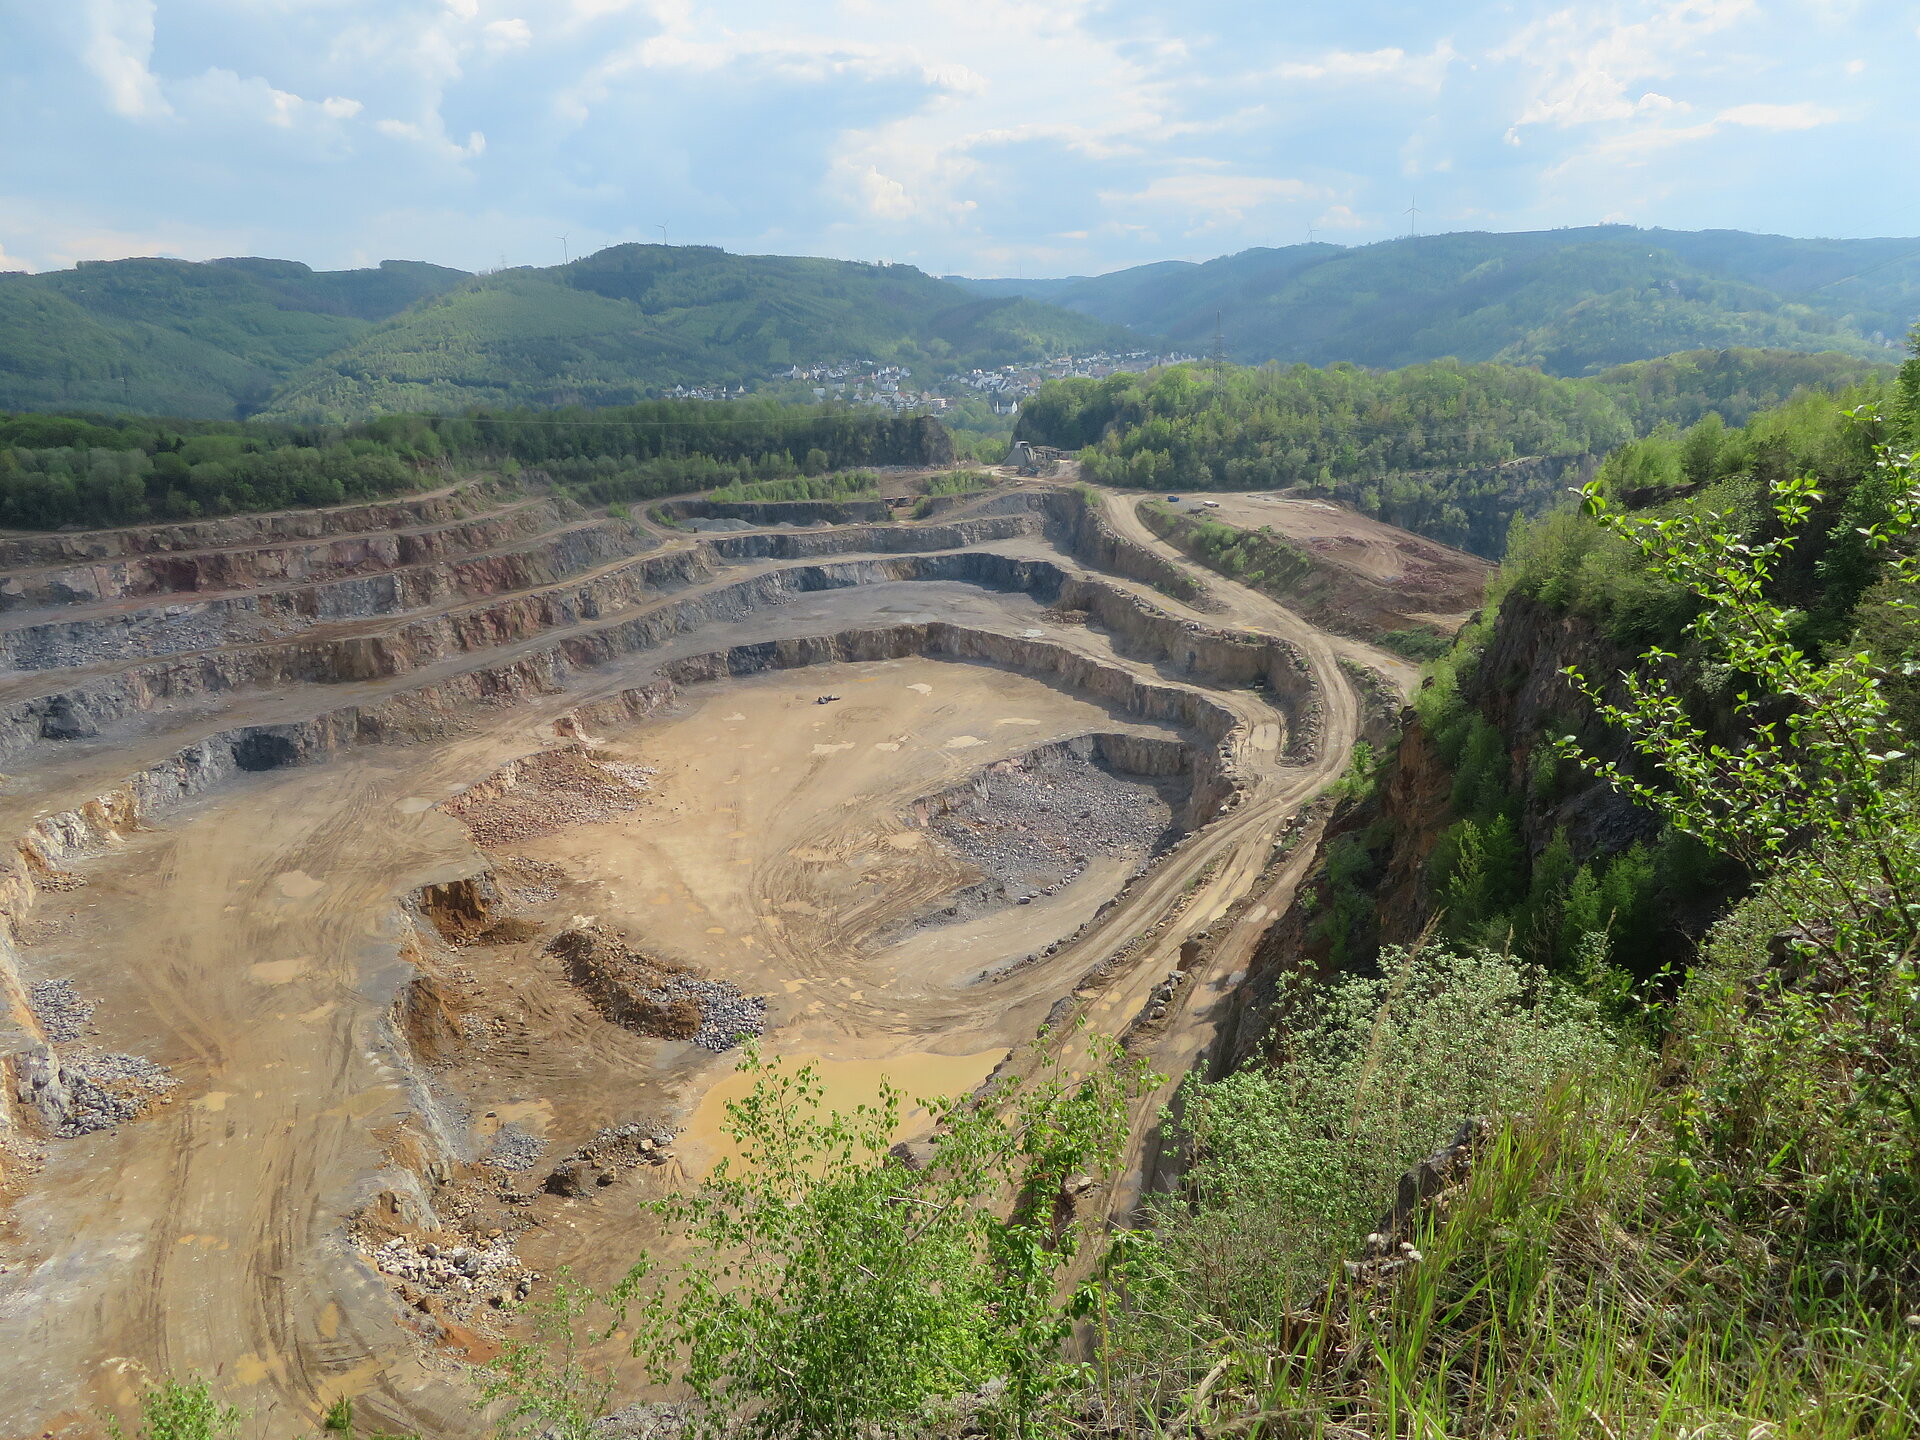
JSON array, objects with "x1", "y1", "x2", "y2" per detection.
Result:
[{"x1": 682, "y1": 1047, "x2": 1008, "y2": 1175}]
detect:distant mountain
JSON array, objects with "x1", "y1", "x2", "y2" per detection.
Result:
[
  {"x1": 0, "y1": 246, "x2": 1136, "y2": 421},
  {"x1": 0, "y1": 256, "x2": 467, "y2": 417},
  {"x1": 953, "y1": 227, "x2": 1920, "y2": 376}
]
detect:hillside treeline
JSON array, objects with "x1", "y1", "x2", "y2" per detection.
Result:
[
  {"x1": 965, "y1": 226, "x2": 1920, "y2": 376},
  {"x1": 0, "y1": 401, "x2": 952, "y2": 530},
  {"x1": 0, "y1": 247, "x2": 1132, "y2": 422},
  {"x1": 1017, "y1": 347, "x2": 1898, "y2": 553}
]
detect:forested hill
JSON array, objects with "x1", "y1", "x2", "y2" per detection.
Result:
[
  {"x1": 957, "y1": 226, "x2": 1920, "y2": 375},
  {"x1": 0, "y1": 246, "x2": 1134, "y2": 422},
  {"x1": 1017, "y1": 347, "x2": 1898, "y2": 555}
]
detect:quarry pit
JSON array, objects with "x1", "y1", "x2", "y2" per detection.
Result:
[{"x1": 0, "y1": 470, "x2": 1439, "y2": 1437}]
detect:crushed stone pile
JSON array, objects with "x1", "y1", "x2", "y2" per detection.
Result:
[
  {"x1": 482, "y1": 1123, "x2": 547, "y2": 1171},
  {"x1": 446, "y1": 746, "x2": 655, "y2": 847},
  {"x1": 371, "y1": 1235, "x2": 533, "y2": 1311},
  {"x1": 46, "y1": 1047, "x2": 178, "y2": 1137},
  {"x1": 924, "y1": 750, "x2": 1176, "y2": 925},
  {"x1": 29, "y1": 978, "x2": 95, "y2": 1042},
  {"x1": 548, "y1": 924, "x2": 767, "y2": 1052}
]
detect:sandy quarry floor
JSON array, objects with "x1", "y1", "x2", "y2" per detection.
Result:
[{"x1": 0, "y1": 650, "x2": 1184, "y2": 1434}]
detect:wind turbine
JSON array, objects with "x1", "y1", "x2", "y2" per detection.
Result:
[{"x1": 558, "y1": 233, "x2": 570, "y2": 264}]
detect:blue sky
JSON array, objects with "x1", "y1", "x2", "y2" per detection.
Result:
[{"x1": 2, "y1": 0, "x2": 1917, "y2": 278}]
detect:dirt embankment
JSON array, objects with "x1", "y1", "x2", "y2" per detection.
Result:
[{"x1": 1136, "y1": 496, "x2": 1488, "y2": 645}]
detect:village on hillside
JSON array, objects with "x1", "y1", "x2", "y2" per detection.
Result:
[{"x1": 660, "y1": 349, "x2": 1201, "y2": 414}]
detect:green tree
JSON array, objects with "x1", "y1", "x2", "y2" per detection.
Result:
[{"x1": 616, "y1": 1039, "x2": 1157, "y2": 1439}]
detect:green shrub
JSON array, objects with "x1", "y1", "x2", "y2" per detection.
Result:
[
  {"x1": 106, "y1": 1379, "x2": 242, "y2": 1440},
  {"x1": 1146, "y1": 947, "x2": 1617, "y2": 1325}
]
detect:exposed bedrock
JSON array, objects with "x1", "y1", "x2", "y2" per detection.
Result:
[
  {"x1": 0, "y1": 478, "x2": 507, "y2": 570},
  {"x1": 0, "y1": 612, "x2": 1256, "y2": 998},
  {"x1": 0, "y1": 494, "x2": 580, "y2": 612},
  {"x1": 654, "y1": 497, "x2": 894, "y2": 527},
  {"x1": 0, "y1": 543, "x2": 722, "y2": 764},
  {"x1": 3, "y1": 541, "x2": 1315, "y2": 773},
  {"x1": 0, "y1": 518, "x2": 646, "y2": 669},
  {"x1": 0, "y1": 570, "x2": 1300, "y2": 1151},
  {"x1": 1038, "y1": 488, "x2": 1219, "y2": 611},
  {"x1": 704, "y1": 513, "x2": 1039, "y2": 560}
]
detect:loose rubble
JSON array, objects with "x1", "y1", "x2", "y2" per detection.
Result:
[
  {"x1": 28, "y1": 978, "x2": 95, "y2": 1042},
  {"x1": 14, "y1": 1045, "x2": 179, "y2": 1137},
  {"x1": 482, "y1": 1123, "x2": 547, "y2": 1171},
  {"x1": 921, "y1": 749, "x2": 1176, "y2": 926},
  {"x1": 372, "y1": 1234, "x2": 534, "y2": 1312},
  {"x1": 540, "y1": 1120, "x2": 679, "y2": 1194},
  {"x1": 549, "y1": 924, "x2": 767, "y2": 1051},
  {"x1": 445, "y1": 746, "x2": 655, "y2": 847}
]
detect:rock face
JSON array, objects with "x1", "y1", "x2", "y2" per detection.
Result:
[{"x1": 1042, "y1": 487, "x2": 1217, "y2": 609}]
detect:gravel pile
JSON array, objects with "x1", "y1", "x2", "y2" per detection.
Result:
[
  {"x1": 29, "y1": 978, "x2": 94, "y2": 1042},
  {"x1": 926, "y1": 751, "x2": 1175, "y2": 923},
  {"x1": 650, "y1": 974, "x2": 768, "y2": 1052},
  {"x1": 501, "y1": 855, "x2": 566, "y2": 906},
  {"x1": 447, "y1": 748, "x2": 654, "y2": 847},
  {"x1": 372, "y1": 1234, "x2": 532, "y2": 1303},
  {"x1": 483, "y1": 1123, "x2": 547, "y2": 1171},
  {"x1": 51, "y1": 1047, "x2": 178, "y2": 1137},
  {"x1": 552, "y1": 923, "x2": 768, "y2": 1051}
]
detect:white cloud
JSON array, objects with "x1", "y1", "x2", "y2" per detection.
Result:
[
  {"x1": 169, "y1": 68, "x2": 369, "y2": 134},
  {"x1": 1312, "y1": 204, "x2": 1371, "y2": 232},
  {"x1": 858, "y1": 167, "x2": 917, "y2": 220},
  {"x1": 1549, "y1": 95, "x2": 1840, "y2": 173},
  {"x1": 1497, "y1": 0, "x2": 1753, "y2": 130},
  {"x1": 82, "y1": 0, "x2": 171, "y2": 119},
  {"x1": 1272, "y1": 44, "x2": 1456, "y2": 90},
  {"x1": 483, "y1": 19, "x2": 533, "y2": 51},
  {"x1": 1717, "y1": 101, "x2": 1840, "y2": 129},
  {"x1": 1105, "y1": 173, "x2": 1319, "y2": 220},
  {"x1": 6, "y1": 0, "x2": 1907, "y2": 278}
]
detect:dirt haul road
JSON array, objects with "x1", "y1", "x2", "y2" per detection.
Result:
[{"x1": 0, "y1": 473, "x2": 1443, "y2": 1437}]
